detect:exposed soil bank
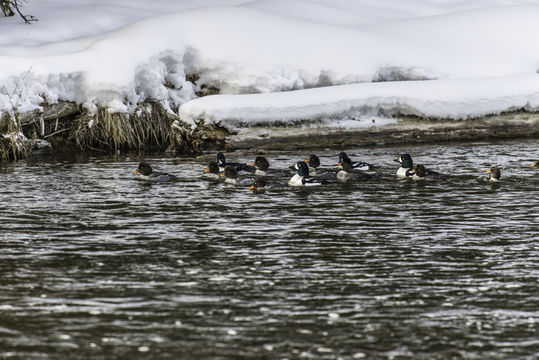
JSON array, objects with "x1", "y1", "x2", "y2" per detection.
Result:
[
  {"x1": 1, "y1": 101, "x2": 538, "y2": 161},
  {"x1": 229, "y1": 112, "x2": 539, "y2": 151}
]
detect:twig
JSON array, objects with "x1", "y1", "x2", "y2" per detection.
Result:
[{"x1": 12, "y1": 0, "x2": 37, "y2": 24}]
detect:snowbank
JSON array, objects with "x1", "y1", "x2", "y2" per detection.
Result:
[{"x1": 1, "y1": 0, "x2": 539, "y2": 126}]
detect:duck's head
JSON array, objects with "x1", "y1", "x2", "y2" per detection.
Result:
[
  {"x1": 412, "y1": 164, "x2": 426, "y2": 178},
  {"x1": 339, "y1": 157, "x2": 353, "y2": 172},
  {"x1": 250, "y1": 178, "x2": 267, "y2": 192},
  {"x1": 305, "y1": 154, "x2": 321, "y2": 168},
  {"x1": 296, "y1": 161, "x2": 310, "y2": 177},
  {"x1": 487, "y1": 166, "x2": 501, "y2": 181},
  {"x1": 395, "y1": 154, "x2": 413, "y2": 168},
  {"x1": 338, "y1": 152, "x2": 349, "y2": 163},
  {"x1": 216, "y1": 152, "x2": 226, "y2": 167},
  {"x1": 252, "y1": 156, "x2": 269, "y2": 171},
  {"x1": 221, "y1": 165, "x2": 238, "y2": 180},
  {"x1": 531, "y1": 161, "x2": 538, "y2": 168},
  {"x1": 134, "y1": 162, "x2": 153, "y2": 176},
  {"x1": 205, "y1": 161, "x2": 220, "y2": 175}
]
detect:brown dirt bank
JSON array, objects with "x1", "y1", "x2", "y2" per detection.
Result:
[
  {"x1": 1, "y1": 101, "x2": 538, "y2": 161},
  {"x1": 228, "y1": 112, "x2": 539, "y2": 151}
]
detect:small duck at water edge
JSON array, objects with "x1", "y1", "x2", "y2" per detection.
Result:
[
  {"x1": 133, "y1": 162, "x2": 179, "y2": 182},
  {"x1": 531, "y1": 161, "x2": 538, "y2": 168},
  {"x1": 288, "y1": 161, "x2": 327, "y2": 186}
]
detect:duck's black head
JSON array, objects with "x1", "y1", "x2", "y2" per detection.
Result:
[
  {"x1": 487, "y1": 166, "x2": 501, "y2": 180},
  {"x1": 205, "y1": 161, "x2": 220, "y2": 175},
  {"x1": 395, "y1": 154, "x2": 413, "y2": 168},
  {"x1": 296, "y1": 161, "x2": 310, "y2": 177},
  {"x1": 222, "y1": 165, "x2": 238, "y2": 180},
  {"x1": 216, "y1": 152, "x2": 226, "y2": 167},
  {"x1": 338, "y1": 152, "x2": 349, "y2": 163},
  {"x1": 305, "y1": 154, "x2": 321, "y2": 168},
  {"x1": 412, "y1": 164, "x2": 426, "y2": 177},
  {"x1": 250, "y1": 178, "x2": 267, "y2": 192},
  {"x1": 253, "y1": 156, "x2": 270, "y2": 171},
  {"x1": 340, "y1": 157, "x2": 353, "y2": 172},
  {"x1": 134, "y1": 162, "x2": 153, "y2": 176}
]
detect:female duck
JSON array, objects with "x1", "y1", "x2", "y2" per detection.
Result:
[
  {"x1": 288, "y1": 161, "x2": 326, "y2": 186},
  {"x1": 250, "y1": 178, "x2": 267, "y2": 193},
  {"x1": 409, "y1": 164, "x2": 441, "y2": 180},
  {"x1": 221, "y1": 165, "x2": 240, "y2": 185},
  {"x1": 251, "y1": 156, "x2": 290, "y2": 177},
  {"x1": 133, "y1": 162, "x2": 179, "y2": 182},
  {"x1": 203, "y1": 161, "x2": 221, "y2": 181},
  {"x1": 338, "y1": 152, "x2": 373, "y2": 171},
  {"x1": 487, "y1": 166, "x2": 501, "y2": 182},
  {"x1": 336, "y1": 157, "x2": 371, "y2": 182}
]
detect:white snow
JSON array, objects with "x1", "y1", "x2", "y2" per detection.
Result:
[{"x1": 1, "y1": 0, "x2": 539, "y2": 128}]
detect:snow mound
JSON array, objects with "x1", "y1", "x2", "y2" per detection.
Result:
[{"x1": 1, "y1": 1, "x2": 539, "y2": 126}]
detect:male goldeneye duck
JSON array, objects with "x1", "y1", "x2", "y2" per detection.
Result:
[
  {"x1": 409, "y1": 164, "x2": 441, "y2": 180},
  {"x1": 288, "y1": 161, "x2": 326, "y2": 186},
  {"x1": 133, "y1": 162, "x2": 179, "y2": 182},
  {"x1": 487, "y1": 166, "x2": 501, "y2": 182},
  {"x1": 250, "y1": 178, "x2": 267, "y2": 193},
  {"x1": 338, "y1": 152, "x2": 373, "y2": 171},
  {"x1": 394, "y1": 154, "x2": 414, "y2": 178},
  {"x1": 216, "y1": 152, "x2": 254, "y2": 173},
  {"x1": 203, "y1": 161, "x2": 221, "y2": 181},
  {"x1": 531, "y1": 161, "x2": 538, "y2": 168}
]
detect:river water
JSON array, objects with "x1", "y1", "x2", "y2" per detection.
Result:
[{"x1": 1, "y1": 139, "x2": 538, "y2": 359}]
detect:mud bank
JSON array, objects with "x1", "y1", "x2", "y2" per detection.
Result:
[
  {"x1": 1, "y1": 101, "x2": 538, "y2": 161},
  {"x1": 228, "y1": 112, "x2": 539, "y2": 151}
]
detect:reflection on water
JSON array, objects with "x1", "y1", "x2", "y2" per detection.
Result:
[{"x1": 1, "y1": 139, "x2": 538, "y2": 359}]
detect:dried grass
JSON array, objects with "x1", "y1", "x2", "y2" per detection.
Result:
[{"x1": 70, "y1": 101, "x2": 176, "y2": 152}]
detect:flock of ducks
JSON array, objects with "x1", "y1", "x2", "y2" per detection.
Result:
[{"x1": 133, "y1": 152, "x2": 539, "y2": 191}]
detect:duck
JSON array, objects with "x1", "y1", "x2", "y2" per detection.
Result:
[
  {"x1": 221, "y1": 165, "x2": 239, "y2": 185},
  {"x1": 336, "y1": 157, "x2": 371, "y2": 182},
  {"x1": 338, "y1": 152, "x2": 373, "y2": 171},
  {"x1": 133, "y1": 162, "x2": 179, "y2": 182},
  {"x1": 203, "y1": 161, "x2": 221, "y2": 181},
  {"x1": 531, "y1": 161, "x2": 538, "y2": 168},
  {"x1": 394, "y1": 154, "x2": 414, "y2": 178},
  {"x1": 216, "y1": 152, "x2": 254, "y2": 173},
  {"x1": 251, "y1": 156, "x2": 290, "y2": 177},
  {"x1": 288, "y1": 161, "x2": 327, "y2": 186},
  {"x1": 409, "y1": 164, "x2": 441, "y2": 180},
  {"x1": 487, "y1": 166, "x2": 501, "y2": 182},
  {"x1": 250, "y1": 178, "x2": 267, "y2": 193}
]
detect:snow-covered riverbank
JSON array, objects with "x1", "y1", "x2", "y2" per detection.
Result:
[
  {"x1": 1, "y1": 1, "x2": 539, "y2": 159},
  {"x1": 1, "y1": 1, "x2": 539, "y2": 120}
]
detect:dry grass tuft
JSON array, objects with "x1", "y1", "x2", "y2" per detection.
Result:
[{"x1": 71, "y1": 101, "x2": 176, "y2": 152}]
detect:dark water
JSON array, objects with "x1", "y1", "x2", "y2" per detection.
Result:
[{"x1": 1, "y1": 139, "x2": 538, "y2": 359}]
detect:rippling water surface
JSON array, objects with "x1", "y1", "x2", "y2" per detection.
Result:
[{"x1": 1, "y1": 139, "x2": 538, "y2": 359}]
